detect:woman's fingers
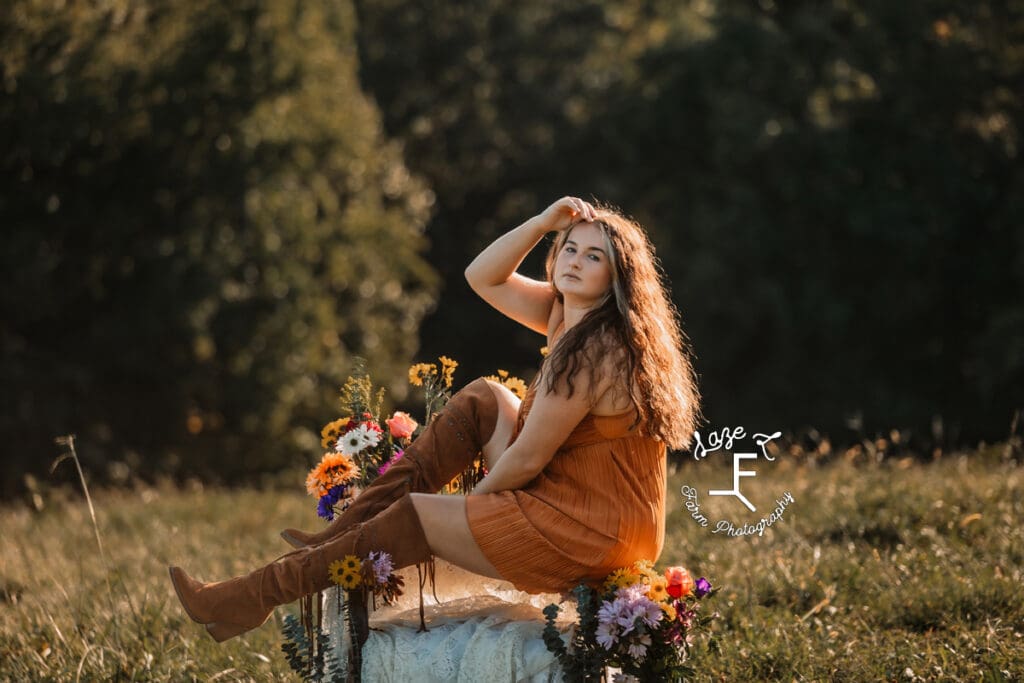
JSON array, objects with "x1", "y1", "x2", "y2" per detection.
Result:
[
  {"x1": 565, "y1": 196, "x2": 596, "y2": 222},
  {"x1": 542, "y1": 196, "x2": 597, "y2": 232}
]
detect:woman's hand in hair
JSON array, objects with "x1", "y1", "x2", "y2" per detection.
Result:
[{"x1": 539, "y1": 196, "x2": 597, "y2": 233}]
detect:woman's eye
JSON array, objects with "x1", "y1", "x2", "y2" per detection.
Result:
[
  {"x1": 564, "y1": 246, "x2": 576, "y2": 253},
  {"x1": 588, "y1": 254, "x2": 601, "y2": 262}
]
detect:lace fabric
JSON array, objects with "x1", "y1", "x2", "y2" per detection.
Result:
[{"x1": 324, "y1": 560, "x2": 577, "y2": 681}]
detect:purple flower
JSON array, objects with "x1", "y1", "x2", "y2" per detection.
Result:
[
  {"x1": 598, "y1": 584, "x2": 663, "y2": 653},
  {"x1": 613, "y1": 584, "x2": 662, "y2": 630},
  {"x1": 316, "y1": 484, "x2": 349, "y2": 520},
  {"x1": 695, "y1": 577, "x2": 712, "y2": 598},
  {"x1": 595, "y1": 620, "x2": 618, "y2": 650},
  {"x1": 367, "y1": 550, "x2": 394, "y2": 584},
  {"x1": 626, "y1": 633, "x2": 652, "y2": 661},
  {"x1": 597, "y1": 601, "x2": 623, "y2": 648},
  {"x1": 378, "y1": 449, "x2": 404, "y2": 476},
  {"x1": 317, "y1": 495, "x2": 335, "y2": 521}
]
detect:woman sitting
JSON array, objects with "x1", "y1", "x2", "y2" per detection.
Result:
[{"x1": 169, "y1": 196, "x2": 700, "y2": 642}]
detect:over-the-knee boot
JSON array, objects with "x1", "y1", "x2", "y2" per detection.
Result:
[
  {"x1": 169, "y1": 493, "x2": 431, "y2": 642},
  {"x1": 280, "y1": 377, "x2": 499, "y2": 548}
]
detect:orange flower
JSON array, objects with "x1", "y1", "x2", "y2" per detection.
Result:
[
  {"x1": 664, "y1": 566, "x2": 695, "y2": 599},
  {"x1": 386, "y1": 411, "x2": 418, "y2": 439},
  {"x1": 305, "y1": 452, "x2": 358, "y2": 498}
]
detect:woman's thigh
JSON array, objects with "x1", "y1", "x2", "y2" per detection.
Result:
[
  {"x1": 409, "y1": 493, "x2": 504, "y2": 580},
  {"x1": 481, "y1": 380, "x2": 520, "y2": 471}
]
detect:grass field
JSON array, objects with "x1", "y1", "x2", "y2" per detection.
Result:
[{"x1": 1, "y1": 447, "x2": 1022, "y2": 681}]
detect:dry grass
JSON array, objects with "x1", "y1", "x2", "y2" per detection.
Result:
[{"x1": 1, "y1": 449, "x2": 1022, "y2": 681}]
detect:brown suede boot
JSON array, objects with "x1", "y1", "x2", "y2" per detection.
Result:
[
  {"x1": 170, "y1": 494, "x2": 432, "y2": 642},
  {"x1": 281, "y1": 377, "x2": 500, "y2": 548}
]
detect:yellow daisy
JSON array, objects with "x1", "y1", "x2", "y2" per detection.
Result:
[
  {"x1": 647, "y1": 577, "x2": 669, "y2": 602},
  {"x1": 602, "y1": 567, "x2": 634, "y2": 593},
  {"x1": 660, "y1": 601, "x2": 677, "y2": 621},
  {"x1": 540, "y1": 346, "x2": 550, "y2": 357},
  {"x1": 340, "y1": 569, "x2": 362, "y2": 590},
  {"x1": 327, "y1": 560, "x2": 347, "y2": 586},
  {"x1": 632, "y1": 559, "x2": 658, "y2": 584}
]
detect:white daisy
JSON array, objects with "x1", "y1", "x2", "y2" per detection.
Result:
[
  {"x1": 359, "y1": 424, "x2": 381, "y2": 449},
  {"x1": 337, "y1": 423, "x2": 380, "y2": 455}
]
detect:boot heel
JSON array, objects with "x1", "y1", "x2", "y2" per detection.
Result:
[{"x1": 206, "y1": 621, "x2": 247, "y2": 642}]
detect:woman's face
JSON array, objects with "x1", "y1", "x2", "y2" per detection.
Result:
[{"x1": 554, "y1": 222, "x2": 614, "y2": 306}]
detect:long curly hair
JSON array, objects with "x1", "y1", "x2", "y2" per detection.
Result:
[{"x1": 541, "y1": 202, "x2": 701, "y2": 450}]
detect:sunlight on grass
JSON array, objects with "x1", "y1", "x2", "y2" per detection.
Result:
[{"x1": 2, "y1": 451, "x2": 1022, "y2": 680}]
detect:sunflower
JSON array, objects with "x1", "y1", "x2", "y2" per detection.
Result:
[
  {"x1": 503, "y1": 376, "x2": 528, "y2": 399},
  {"x1": 408, "y1": 363, "x2": 437, "y2": 387},
  {"x1": 483, "y1": 370, "x2": 528, "y2": 399},
  {"x1": 439, "y1": 356, "x2": 458, "y2": 388},
  {"x1": 341, "y1": 554, "x2": 362, "y2": 573},
  {"x1": 320, "y1": 417, "x2": 350, "y2": 449},
  {"x1": 327, "y1": 560, "x2": 347, "y2": 586},
  {"x1": 339, "y1": 569, "x2": 362, "y2": 590},
  {"x1": 305, "y1": 452, "x2": 358, "y2": 497}
]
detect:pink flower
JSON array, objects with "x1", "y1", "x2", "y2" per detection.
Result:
[
  {"x1": 378, "y1": 449, "x2": 404, "y2": 476},
  {"x1": 664, "y1": 566, "x2": 694, "y2": 599},
  {"x1": 386, "y1": 411, "x2": 418, "y2": 439}
]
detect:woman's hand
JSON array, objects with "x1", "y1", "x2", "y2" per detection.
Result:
[{"x1": 538, "y1": 196, "x2": 597, "y2": 233}]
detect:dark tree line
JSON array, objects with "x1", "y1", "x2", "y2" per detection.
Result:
[
  {"x1": 2, "y1": 0, "x2": 1020, "y2": 495},
  {"x1": 354, "y1": 0, "x2": 1023, "y2": 449}
]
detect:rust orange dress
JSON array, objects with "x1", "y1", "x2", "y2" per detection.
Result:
[{"x1": 465, "y1": 375, "x2": 667, "y2": 594}]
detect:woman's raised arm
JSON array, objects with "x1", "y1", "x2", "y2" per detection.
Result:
[{"x1": 465, "y1": 197, "x2": 596, "y2": 334}]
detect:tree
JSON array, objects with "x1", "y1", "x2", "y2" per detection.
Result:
[{"x1": 0, "y1": 0, "x2": 438, "y2": 494}]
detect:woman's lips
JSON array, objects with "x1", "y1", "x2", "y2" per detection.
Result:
[{"x1": 563, "y1": 273, "x2": 580, "y2": 281}]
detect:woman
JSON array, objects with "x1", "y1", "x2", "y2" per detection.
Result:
[{"x1": 169, "y1": 196, "x2": 700, "y2": 642}]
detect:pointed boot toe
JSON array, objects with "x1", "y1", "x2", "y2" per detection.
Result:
[
  {"x1": 280, "y1": 528, "x2": 311, "y2": 548},
  {"x1": 168, "y1": 565, "x2": 273, "y2": 640},
  {"x1": 169, "y1": 566, "x2": 208, "y2": 624}
]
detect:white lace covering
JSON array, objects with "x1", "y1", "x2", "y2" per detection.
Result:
[{"x1": 324, "y1": 561, "x2": 577, "y2": 681}]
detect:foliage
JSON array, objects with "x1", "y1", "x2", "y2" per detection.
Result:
[
  {"x1": 0, "y1": 0, "x2": 438, "y2": 495},
  {"x1": 3, "y1": 0, "x2": 1021, "y2": 496},
  {"x1": 280, "y1": 613, "x2": 344, "y2": 683},
  {"x1": 353, "y1": 0, "x2": 1024, "y2": 448}
]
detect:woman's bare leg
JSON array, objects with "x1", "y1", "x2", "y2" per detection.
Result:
[
  {"x1": 410, "y1": 493, "x2": 504, "y2": 579},
  {"x1": 480, "y1": 380, "x2": 521, "y2": 471}
]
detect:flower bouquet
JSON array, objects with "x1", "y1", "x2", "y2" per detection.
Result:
[
  {"x1": 542, "y1": 560, "x2": 716, "y2": 682},
  {"x1": 284, "y1": 357, "x2": 530, "y2": 682},
  {"x1": 306, "y1": 357, "x2": 461, "y2": 522}
]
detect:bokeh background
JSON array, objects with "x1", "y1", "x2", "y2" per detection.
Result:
[{"x1": 3, "y1": 0, "x2": 1022, "y2": 496}]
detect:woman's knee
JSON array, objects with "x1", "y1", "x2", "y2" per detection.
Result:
[{"x1": 480, "y1": 380, "x2": 519, "y2": 468}]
